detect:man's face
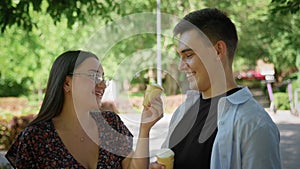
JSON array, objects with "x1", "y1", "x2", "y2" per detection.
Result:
[
  {"x1": 177, "y1": 29, "x2": 210, "y2": 92},
  {"x1": 177, "y1": 29, "x2": 218, "y2": 93}
]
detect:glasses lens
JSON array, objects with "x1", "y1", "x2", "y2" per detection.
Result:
[
  {"x1": 93, "y1": 74, "x2": 101, "y2": 84},
  {"x1": 91, "y1": 73, "x2": 110, "y2": 86}
]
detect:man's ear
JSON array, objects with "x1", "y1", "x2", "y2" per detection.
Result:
[
  {"x1": 214, "y1": 40, "x2": 227, "y2": 60},
  {"x1": 63, "y1": 76, "x2": 72, "y2": 93}
]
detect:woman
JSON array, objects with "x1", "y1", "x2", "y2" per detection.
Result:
[{"x1": 5, "y1": 50, "x2": 163, "y2": 169}]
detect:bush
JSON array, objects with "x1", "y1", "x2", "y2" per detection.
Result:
[
  {"x1": 0, "y1": 114, "x2": 34, "y2": 150},
  {"x1": 0, "y1": 78, "x2": 31, "y2": 97},
  {"x1": 0, "y1": 163, "x2": 12, "y2": 169},
  {"x1": 236, "y1": 79, "x2": 262, "y2": 88},
  {"x1": 273, "y1": 92, "x2": 290, "y2": 110}
]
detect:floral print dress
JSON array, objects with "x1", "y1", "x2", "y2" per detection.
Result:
[{"x1": 5, "y1": 111, "x2": 133, "y2": 169}]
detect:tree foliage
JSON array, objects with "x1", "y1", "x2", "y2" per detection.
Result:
[
  {"x1": 0, "y1": 0, "x2": 299, "y2": 97},
  {"x1": 268, "y1": 0, "x2": 300, "y2": 80},
  {"x1": 270, "y1": 0, "x2": 300, "y2": 15},
  {"x1": 0, "y1": 0, "x2": 124, "y2": 32}
]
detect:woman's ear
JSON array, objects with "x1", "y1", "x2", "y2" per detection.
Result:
[{"x1": 64, "y1": 76, "x2": 72, "y2": 93}]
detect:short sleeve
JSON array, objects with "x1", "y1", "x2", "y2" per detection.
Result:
[
  {"x1": 5, "y1": 127, "x2": 39, "y2": 168},
  {"x1": 90, "y1": 111, "x2": 133, "y2": 157}
]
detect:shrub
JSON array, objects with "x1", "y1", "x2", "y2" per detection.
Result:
[
  {"x1": 0, "y1": 114, "x2": 35, "y2": 150},
  {"x1": 273, "y1": 92, "x2": 290, "y2": 110},
  {"x1": 0, "y1": 78, "x2": 31, "y2": 97}
]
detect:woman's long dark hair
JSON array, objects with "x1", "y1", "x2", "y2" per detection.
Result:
[{"x1": 29, "y1": 50, "x2": 98, "y2": 126}]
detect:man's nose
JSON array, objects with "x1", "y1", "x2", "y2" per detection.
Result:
[{"x1": 178, "y1": 59, "x2": 188, "y2": 71}]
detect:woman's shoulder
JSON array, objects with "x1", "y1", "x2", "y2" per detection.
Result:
[
  {"x1": 5, "y1": 121, "x2": 57, "y2": 168},
  {"x1": 91, "y1": 111, "x2": 132, "y2": 136},
  {"x1": 18, "y1": 121, "x2": 54, "y2": 140},
  {"x1": 91, "y1": 111, "x2": 122, "y2": 125},
  {"x1": 101, "y1": 110, "x2": 122, "y2": 121},
  {"x1": 25, "y1": 120, "x2": 52, "y2": 131}
]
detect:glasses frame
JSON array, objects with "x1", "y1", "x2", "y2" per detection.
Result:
[{"x1": 68, "y1": 72, "x2": 110, "y2": 86}]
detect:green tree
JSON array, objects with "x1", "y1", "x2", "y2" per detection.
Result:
[
  {"x1": 267, "y1": 0, "x2": 300, "y2": 81},
  {"x1": 0, "y1": 8, "x2": 94, "y2": 98},
  {"x1": 0, "y1": 0, "x2": 125, "y2": 32},
  {"x1": 270, "y1": 0, "x2": 300, "y2": 14},
  {"x1": 1, "y1": 0, "x2": 299, "y2": 97}
]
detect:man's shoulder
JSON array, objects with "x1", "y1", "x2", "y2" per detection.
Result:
[
  {"x1": 235, "y1": 100, "x2": 277, "y2": 131},
  {"x1": 223, "y1": 87, "x2": 252, "y2": 104}
]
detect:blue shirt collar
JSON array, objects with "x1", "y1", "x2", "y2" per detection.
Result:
[{"x1": 225, "y1": 87, "x2": 252, "y2": 104}]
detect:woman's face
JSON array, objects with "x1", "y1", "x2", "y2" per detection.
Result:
[{"x1": 71, "y1": 57, "x2": 106, "y2": 112}]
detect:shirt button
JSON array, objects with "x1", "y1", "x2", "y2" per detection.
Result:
[{"x1": 219, "y1": 121, "x2": 224, "y2": 125}]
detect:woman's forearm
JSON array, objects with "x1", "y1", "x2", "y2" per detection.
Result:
[
  {"x1": 124, "y1": 97, "x2": 163, "y2": 169},
  {"x1": 123, "y1": 126, "x2": 151, "y2": 169}
]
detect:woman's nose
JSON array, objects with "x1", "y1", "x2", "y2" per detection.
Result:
[{"x1": 96, "y1": 82, "x2": 106, "y2": 88}]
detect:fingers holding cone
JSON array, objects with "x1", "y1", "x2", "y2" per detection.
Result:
[
  {"x1": 143, "y1": 84, "x2": 164, "y2": 107},
  {"x1": 141, "y1": 84, "x2": 164, "y2": 128}
]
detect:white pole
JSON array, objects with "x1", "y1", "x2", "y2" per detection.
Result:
[{"x1": 156, "y1": 0, "x2": 162, "y2": 86}]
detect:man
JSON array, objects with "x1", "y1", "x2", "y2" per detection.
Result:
[{"x1": 150, "y1": 8, "x2": 281, "y2": 169}]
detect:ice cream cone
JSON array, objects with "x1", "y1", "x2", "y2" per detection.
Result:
[{"x1": 143, "y1": 84, "x2": 164, "y2": 106}]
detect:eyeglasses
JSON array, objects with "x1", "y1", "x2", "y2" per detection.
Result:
[{"x1": 68, "y1": 72, "x2": 110, "y2": 86}]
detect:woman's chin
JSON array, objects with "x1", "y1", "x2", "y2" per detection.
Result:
[{"x1": 96, "y1": 95, "x2": 102, "y2": 102}]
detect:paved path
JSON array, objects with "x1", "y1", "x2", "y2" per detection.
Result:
[
  {"x1": 267, "y1": 109, "x2": 300, "y2": 169},
  {"x1": 121, "y1": 109, "x2": 300, "y2": 168},
  {"x1": 1, "y1": 109, "x2": 299, "y2": 168},
  {"x1": 119, "y1": 113, "x2": 172, "y2": 158}
]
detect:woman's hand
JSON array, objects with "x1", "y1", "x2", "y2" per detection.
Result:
[
  {"x1": 121, "y1": 96, "x2": 163, "y2": 169},
  {"x1": 141, "y1": 96, "x2": 163, "y2": 131},
  {"x1": 99, "y1": 100, "x2": 119, "y2": 114}
]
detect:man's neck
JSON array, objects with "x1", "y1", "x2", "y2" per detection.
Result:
[{"x1": 202, "y1": 81, "x2": 238, "y2": 99}]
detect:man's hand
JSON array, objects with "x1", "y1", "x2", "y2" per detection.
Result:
[{"x1": 149, "y1": 162, "x2": 165, "y2": 169}]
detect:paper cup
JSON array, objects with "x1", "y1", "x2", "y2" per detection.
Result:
[{"x1": 156, "y1": 148, "x2": 174, "y2": 169}]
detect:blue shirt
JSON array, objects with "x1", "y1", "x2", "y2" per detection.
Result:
[
  {"x1": 162, "y1": 87, "x2": 282, "y2": 169},
  {"x1": 211, "y1": 87, "x2": 282, "y2": 169}
]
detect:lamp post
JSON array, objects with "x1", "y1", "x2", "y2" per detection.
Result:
[{"x1": 156, "y1": 0, "x2": 162, "y2": 86}]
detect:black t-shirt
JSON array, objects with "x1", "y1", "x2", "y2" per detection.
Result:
[{"x1": 170, "y1": 88, "x2": 241, "y2": 169}]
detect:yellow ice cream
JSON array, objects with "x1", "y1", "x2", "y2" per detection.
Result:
[{"x1": 143, "y1": 84, "x2": 164, "y2": 106}]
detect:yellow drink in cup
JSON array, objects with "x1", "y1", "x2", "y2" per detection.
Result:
[
  {"x1": 143, "y1": 84, "x2": 164, "y2": 106},
  {"x1": 156, "y1": 148, "x2": 175, "y2": 169}
]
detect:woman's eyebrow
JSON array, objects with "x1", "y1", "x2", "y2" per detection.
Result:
[
  {"x1": 88, "y1": 69, "x2": 104, "y2": 76},
  {"x1": 88, "y1": 69, "x2": 103, "y2": 74}
]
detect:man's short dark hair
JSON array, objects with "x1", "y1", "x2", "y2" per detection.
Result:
[{"x1": 174, "y1": 8, "x2": 238, "y2": 60}]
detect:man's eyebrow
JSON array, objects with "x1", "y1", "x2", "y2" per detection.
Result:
[
  {"x1": 88, "y1": 69, "x2": 98, "y2": 72},
  {"x1": 180, "y1": 48, "x2": 193, "y2": 53}
]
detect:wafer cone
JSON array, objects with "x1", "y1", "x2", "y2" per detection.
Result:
[{"x1": 143, "y1": 84, "x2": 164, "y2": 106}]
